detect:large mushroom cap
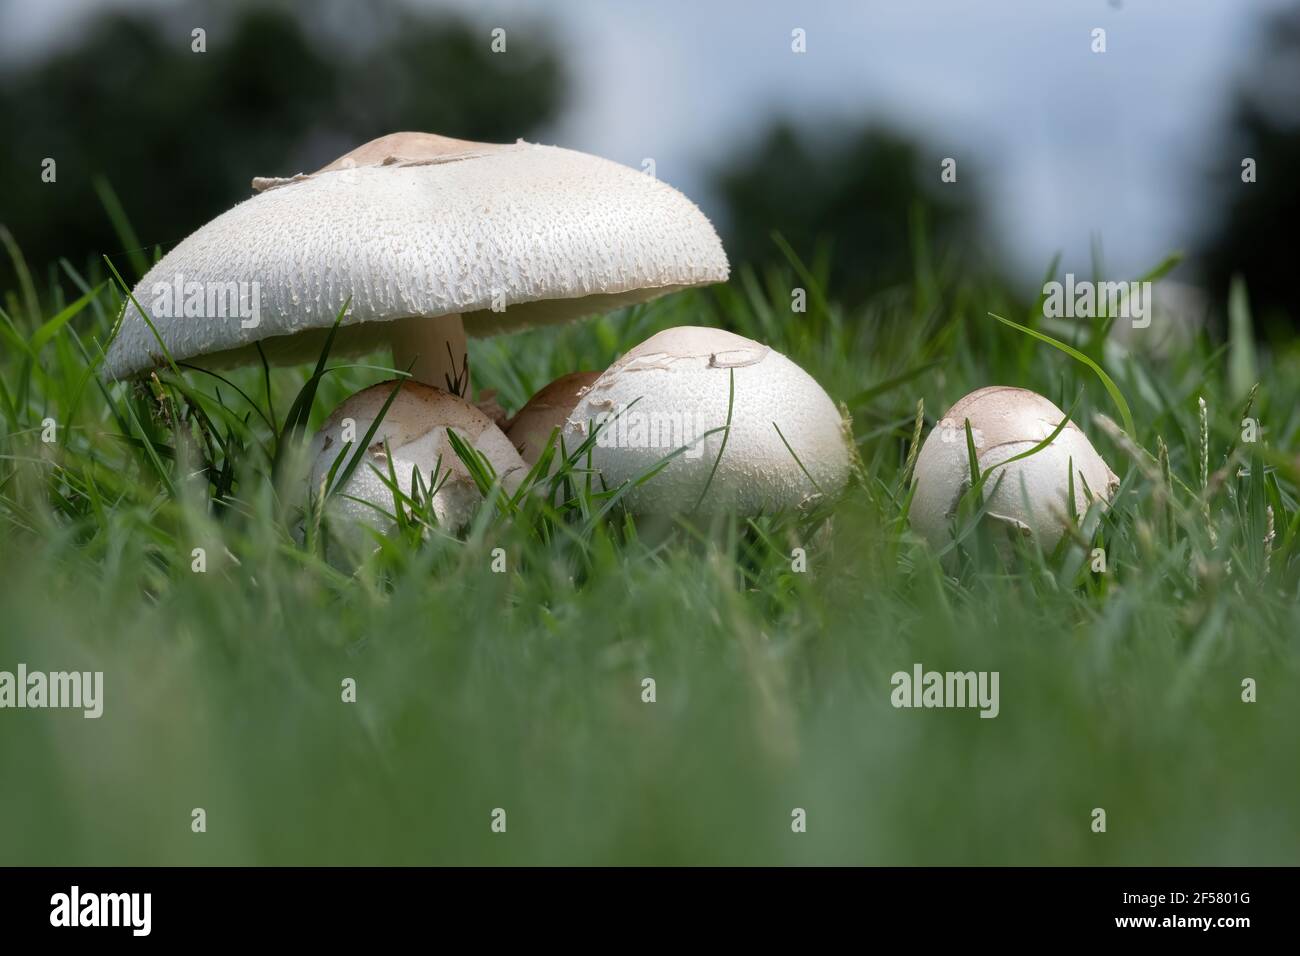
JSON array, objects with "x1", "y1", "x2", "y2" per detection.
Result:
[
  {"x1": 308, "y1": 380, "x2": 527, "y2": 534},
  {"x1": 910, "y1": 386, "x2": 1119, "y2": 553},
  {"x1": 564, "y1": 326, "x2": 850, "y2": 514},
  {"x1": 105, "y1": 133, "x2": 729, "y2": 380}
]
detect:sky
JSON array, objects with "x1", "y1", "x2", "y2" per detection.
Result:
[{"x1": 1, "y1": 0, "x2": 1291, "y2": 288}]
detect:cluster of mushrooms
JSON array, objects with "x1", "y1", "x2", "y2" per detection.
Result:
[{"x1": 106, "y1": 132, "x2": 1119, "y2": 552}]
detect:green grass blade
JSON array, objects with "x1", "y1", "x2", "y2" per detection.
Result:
[{"x1": 989, "y1": 311, "x2": 1135, "y2": 437}]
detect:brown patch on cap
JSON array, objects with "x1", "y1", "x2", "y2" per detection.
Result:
[
  {"x1": 318, "y1": 132, "x2": 504, "y2": 172},
  {"x1": 253, "y1": 132, "x2": 509, "y2": 192}
]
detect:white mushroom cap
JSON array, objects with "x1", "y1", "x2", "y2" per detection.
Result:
[
  {"x1": 563, "y1": 326, "x2": 850, "y2": 514},
  {"x1": 1107, "y1": 279, "x2": 1208, "y2": 359},
  {"x1": 105, "y1": 132, "x2": 729, "y2": 381},
  {"x1": 308, "y1": 380, "x2": 527, "y2": 534},
  {"x1": 910, "y1": 386, "x2": 1120, "y2": 553},
  {"x1": 506, "y1": 370, "x2": 602, "y2": 466}
]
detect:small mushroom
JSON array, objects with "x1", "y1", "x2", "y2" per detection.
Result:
[
  {"x1": 308, "y1": 381, "x2": 527, "y2": 536},
  {"x1": 506, "y1": 371, "x2": 602, "y2": 467},
  {"x1": 563, "y1": 326, "x2": 850, "y2": 514},
  {"x1": 1108, "y1": 280, "x2": 1207, "y2": 359},
  {"x1": 104, "y1": 132, "x2": 729, "y2": 401},
  {"x1": 910, "y1": 386, "x2": 1120, "y2": 553}
]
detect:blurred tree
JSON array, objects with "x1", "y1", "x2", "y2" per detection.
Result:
[
  {"x1": 0, "y1": 0, "x2": 566, "y2": 292},
  {"x1": 712, "y1": 120, "x2": 982, "y2": 304},
  {"x1": 1199, "y1": 3, "x2": 1300, "y2": 332}
]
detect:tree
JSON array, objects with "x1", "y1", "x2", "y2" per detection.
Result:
[
  {"x1": 0, "y1": 0, "x2": 566, "y2": 295},
  {"x1": 1199, "y1": 3, "x2": 1300, "y2": 333},
  {"x1": 712, "y1": 120, "x2": 983, "y2": 304}
]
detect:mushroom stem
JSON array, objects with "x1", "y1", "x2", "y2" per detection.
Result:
[{"x1": 390, "y1": 313, "x2": 470, "y2": 397}]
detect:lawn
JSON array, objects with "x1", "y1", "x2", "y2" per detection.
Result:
[{"x1": 1, "y1": 233, "x2": 1297, "y2": 865}]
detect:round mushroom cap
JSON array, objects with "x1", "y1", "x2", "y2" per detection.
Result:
[
  {"x1": 564, "y1": 326, "x2": 850, "y2": 514},
  {"x1": 910, "y1": 386, "x2": 1119, "y2": 553},
  {"x1": 506, "y1": 370, "x2": 602, "y2": 466},
  {"x1": 105, "y1": 132, "x2": 730, "y2": 380},
  {"x1": 308, "y1": 380, "x2": 527, "y2": 534},
  {"x1": 1106, "y1": 279, "x2": 1208, "y2": 358}
]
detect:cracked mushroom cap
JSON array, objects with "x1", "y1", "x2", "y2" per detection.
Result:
[
  {"x1": 563, "y1": 326, "x2": 850, "y2": 514},
  {"x1": 308, "y1": 380, "x2": 527, "y2": 534},
  {"x1": 910, "y1": 386, "x2": 1120, "y2": 552},
  {"x1": 104, "y1": 132, "x2": 730, "y2": 380},
  {"x1": 506, "y1": 370, "x2": 602, "y2": 466}
]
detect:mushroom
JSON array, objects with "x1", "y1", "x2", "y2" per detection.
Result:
[
  {"x1": 505, "y1": 371, "x2": 602, "y2": 466},
  {"x1": 104, "y1": 132, "x2": 729, "y2": 404},
  {"x1": 307, "y1": 381, "x2": 527, "y2": 536},
  {"x1": 910, "y1": 386, "x2": 1120, "y2": 553},
  {"x1": 1108, "y1": 280, "x2": 1207, "y2": 359},
  {"x1": 563, "y1": 326, "x2": 850, "y2": 514}
]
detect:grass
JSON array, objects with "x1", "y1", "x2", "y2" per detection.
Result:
[{"x1": 1, "y1": 229, "x2": 1298, "y2": 865}]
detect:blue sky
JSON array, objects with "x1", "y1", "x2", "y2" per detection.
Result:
[{"x1": 2, "y1": 0, "x2": 1290, "y2": 287}]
